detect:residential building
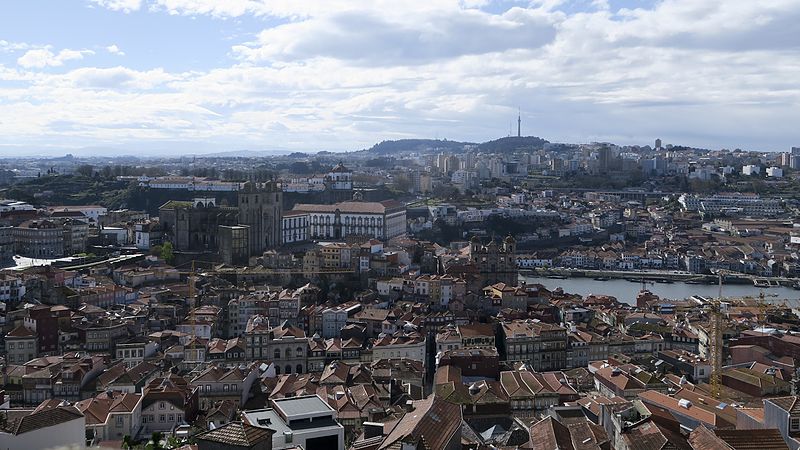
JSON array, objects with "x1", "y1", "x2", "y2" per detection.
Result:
[
  {"x1": 5, "y1": 325, "x2": 37, "y2": 364},
  {"x1": 244, "y1": 317, "x2": 309, "y2": 375},
  {"x1": 0, "y1": 401, "x2": 85, "y2": 450},
  {"x1": 13, "y1": 220, "x2": 65, "y2": 258},
  {"x1": 140, "y1": 375, "x2": 199, "y2": 434},
  {"x1": 76, "y1": 391, "x2": 143, "y2": 443},
  {"x1": 501, "y1": 320, "x2": 568, "y2": 372}
]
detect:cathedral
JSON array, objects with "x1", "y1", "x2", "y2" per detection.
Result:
[
  {"x1": 468, "y1": 235, "x2": 518, "y2": 287},
  {"x1": 159, "y1": 182, "x2": 283, "y2": 257},
  {"x1": 237, "y1": 181, "x2": 283, "y2": 256}
]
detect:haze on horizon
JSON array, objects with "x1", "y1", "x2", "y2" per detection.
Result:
[{"x1": 0, "y1": 0, "x2": 798, "y2": 156}]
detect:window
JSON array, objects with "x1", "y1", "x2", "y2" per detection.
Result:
[
  {"x1": 160, "y1": 415, "x2": 166, "y2": 422},
  {"x1": 792, "y1": 417, "x2": 800, "y2": 431},
  {"x1": 116, "y1": 416, "x2": 124, "y2": 426},
  {"x1": 159, "y1": 402, "x2": 165, "y2": 410},
  {"x1": 223, "y1": 384, "x2": 229, "y2": 392},
  {"x1": 169, "y1": 414, "x2": 174, "y2": 422}
]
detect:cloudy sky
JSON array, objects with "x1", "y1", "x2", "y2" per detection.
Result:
[{"x1": 0, "y1": 0, "x2": 798, "y2": 156}]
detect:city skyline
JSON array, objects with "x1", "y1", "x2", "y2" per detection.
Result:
[{"x1": 1, "y1": 0, "x2": 799, "y2": 156}]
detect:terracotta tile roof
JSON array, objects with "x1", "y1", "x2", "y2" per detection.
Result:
[
  {"x1": 622, "y1": 419, "x2": 691, "y2": 450},
  {"x1": 2, "y1": 404, "x2": 84, "y2": 435},
  {"x1": 766, "y1": 396, "x2": 800, "y2": 413},
  {"x1": 713, "y1": 429, "x2": 789, "y2": 450},
  {"x1": 75, "y1": 392, "x2": 142, "y2": 425},
  {"x1": 688, "y1": 426, "x2": 732, "y2": 450},
  {"x1": 639, "y1": 390, "x2": 732, "y2": 429},
  {"x1": 524, "y1": 416, "x2": 575, "y2": 450},
  {"x1": 379, "y1": 396, "x2": 462, "y2": 450},
  {"x1": 6, "y1": 325, "x2": 36, "y2": 338},
  {"x1": 457, "y1": 323, "x2": 495, "y2": 338},
  {"x1": 196, "y1": 422, "x2": 274, "y2": 446},
  {"x1": 293, "y1": 200, "x2": 401, "y2": 215},
  {"x1": 737, "y1": 407, "x2": 764, "y2": 424}
]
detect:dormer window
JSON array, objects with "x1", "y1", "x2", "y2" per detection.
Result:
[{"x1": 791, "y1": 416, "x2": 800, "y2": 431}]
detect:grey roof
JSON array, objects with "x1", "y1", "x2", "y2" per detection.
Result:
[
  {"x1": 273, "y1": 394, "x2": 334, "y2": 419},
  {"x1": 242, "y1": 409, "x2": 290, "y2": 436}
]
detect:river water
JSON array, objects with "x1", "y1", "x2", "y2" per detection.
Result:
[{"x1": 519, "y1": 275, "x2": 800, "y2": 307}]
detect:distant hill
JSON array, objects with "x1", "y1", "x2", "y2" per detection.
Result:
[
  {"x1": 366, "y1": 139, "x2": 475, "y2": 154},
  {"x1": 477, "y1": 136, "x2": 549, "y2": 153},
  {"x1": 367, "y1": 136, "x2": 548, "y2": 154}
]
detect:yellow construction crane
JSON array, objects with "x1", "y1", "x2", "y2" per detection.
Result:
[{"x1": 709, "y1": 271, "x2": 726, "y2": 399}]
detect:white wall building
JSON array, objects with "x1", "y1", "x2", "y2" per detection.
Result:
[
  {"x1": 0, "y1": 403, "x2": 86, "y2": 450},
  {"x1": 291, "y1": 200, "x2": 406, "y2": 241},
  {"x1": 742, "y1": 164, "x2": 761, "y2": 176},
  {"x1": 242, "y1": 395, "x2": 345, "y2": 450},
  {"x1": 767, "y1": 167, "x2": 784, "y2": 178},
  {"x1": 282, "y1": 212, "x2": 310, "y2": 244}
]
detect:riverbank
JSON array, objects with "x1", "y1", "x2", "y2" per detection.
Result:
[
  {"x1": 520, "y1": 274, "x2": 800, "y2": 306},
  {"x1": 520, "y1": 267, "x2": 798, "y2": 287}
]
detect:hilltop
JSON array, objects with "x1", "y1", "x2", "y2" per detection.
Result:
[
  {"x1": 366, "y1": 136, "x2": 548, "y2": 155},
  {"x1": 366, "y1": 139, "x2": 474, "y2": 155}
]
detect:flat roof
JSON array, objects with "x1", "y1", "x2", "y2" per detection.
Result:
[
  {"x1": 273, "y1": 395, "x2": 334, "y2": 421},
  {"x1": 242, "y1": 409, "x2": 290, "y2": 436}
]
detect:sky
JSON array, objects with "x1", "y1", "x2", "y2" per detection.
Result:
[{"x1": 0, "y1": 0, "x2": 798, "y2": 156}]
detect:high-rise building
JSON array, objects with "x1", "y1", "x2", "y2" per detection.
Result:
[
  {"x1": 655, "y1": 138, "x2": 662, "y2": 150},
  {"x1": 238, "y1": 181, "x2": 282, "y2": 256},
  {"x1": 218, "y1": 225, "x2": 250, "y2": 265},
  {"x1": 791, "y1": 155, "x2": 800, "y2": 170}
]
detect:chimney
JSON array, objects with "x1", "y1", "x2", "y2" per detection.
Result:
[
  {"x1": 368, "y1": 407, "x2": 387, "y2": 422},
  {"x1": 363, "y1": 422, "x2": 384, "y2": 439}
]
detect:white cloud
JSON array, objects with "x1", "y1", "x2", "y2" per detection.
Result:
[
  {"x1": 233, "y1": 7, "x2": 558, "y2": 65},
  {"x1": 17, "y1": 48, "x2": 95, "y2": 69},
  {"x1": 65, "y1": 66, "x2": 179, "y2": 89},
  {"x1": 88, "y1": 0, "x2": 142, "y2": 13},
  {"x1": 106, "y1": 44, "x2": 125, "y2": 56},
  {"x1": 2, "y1": 0, "x2": 800, "y2": 153},
  {"x1": 0, "y1": 40, "x2": 30, "y2": 52}
]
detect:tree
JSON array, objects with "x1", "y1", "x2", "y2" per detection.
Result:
[
  {"x1": 75, "y1": 165, "x2": 94, "y2": 178},
  {"x1": 160, "y1": 241, "x2": 175, "y2": 264},
  {"x1": 289, "y1": 161, "x2": 311, "y2": 174},
  {"x1": 146, "y1": 432, "x2": 165, "y2": 450},
  {"x1": 393, "y1": 174, "x2": 413, "y2": 193},
  {"x1": 122, "y1": 435, "x2": 134, "y2": 450},
  {"x1": 166, "y1": 435, "x2": 184, "y2": 449}
]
